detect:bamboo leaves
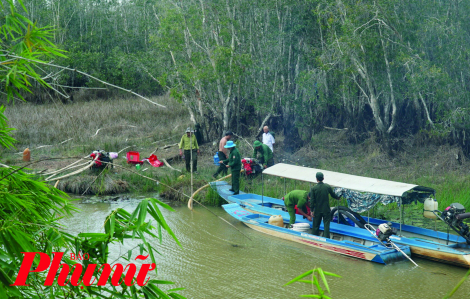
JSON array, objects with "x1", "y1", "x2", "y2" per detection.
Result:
[{"x1": 285, "y1": 268, "x2": 341, "y2": 299}]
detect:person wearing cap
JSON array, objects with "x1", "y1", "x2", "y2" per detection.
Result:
[
  {"x1": 309, "y1": 172, "x2": 341, "y2": 238},
  {"x1": 282, "y1": 190, "x2": 312, "y2": 226},
  {"x1": 179, "y1": 127, "x2": 200, "y2": 173},
  {"x1": 213, "y1": 131, "x2": 233, "y2": 178},
  {"x1": 253, "y1": 140, "x2": 274, "y2": 169},
  {"x1": 220, "y1": 140, "x2": 241, "y2": 194}
]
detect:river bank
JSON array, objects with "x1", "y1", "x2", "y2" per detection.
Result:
[{"x1": 3, "y1": 96, "x2": 470, "y2": 218}]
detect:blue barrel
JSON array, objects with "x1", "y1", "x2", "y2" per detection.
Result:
[{"x1": 213, "y1": 152, "x2": 220, "y2": 165}]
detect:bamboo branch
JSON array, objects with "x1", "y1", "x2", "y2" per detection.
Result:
[
  {"x1": 1, "y1": 53, "x2": 166, "y2": 108},
  {"x1": 43, "y1": 160, "x2": 88, "y2": 176},
  {"x1": 92, "y1": 125, "x2": 137, "y2": 137},
  {"x1": 82, "y1": 166, "x2": 108, "y2": 195},
  {"x1": 162, "y1": 158, "x2": 181, "y2": 172},
  {"x1": 324, "y1": 126, "x2": 348, "y2": 131},
  {"x1": 45, "y1": 156, "x2": 98, "y2": 181},
  {"x1": 118, "y1": 145, "x2": 135, "y2": 154}
]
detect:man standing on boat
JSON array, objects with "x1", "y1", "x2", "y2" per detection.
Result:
[
  {"x1": 253, "y1": 140, "x2": 274, "y2": 168},
  {"x1": 310, "y1": 172, "x2": 341, "y2": 238},
  {"x1": 220, "y1": 140, "x2": 241, "y2": 195},
  {"x1": 283, "y1": 190, "x2": 312, "y2": 226},
  {"x1": 179, "y1": 127, "x2": 200, "y2": 173},
  {"x1": 213, "y1": 131, "x2": 233, "y2": 178}
]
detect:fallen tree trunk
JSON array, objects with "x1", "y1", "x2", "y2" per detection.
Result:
[
  {"x1": 46, "y1": 156, "x2": 98, "y2": 181},
  {"x1": 162, "y1": 158, "x2": 181, "y2": 172}
]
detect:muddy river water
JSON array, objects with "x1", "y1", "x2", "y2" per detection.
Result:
[{"x1": 62, "y1": 196, "x2": 470, "y2": 299}]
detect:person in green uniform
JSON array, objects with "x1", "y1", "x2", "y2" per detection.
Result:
[
  {"x1": 179, "y1": 127, "x2": 200, "y2": 173},
  {"x1": 283, "y1": 190, "x2": 312, "y2": 226},
  {"x1": 253, "y1": 140, "x2": 274, "y2": 168},
  {"x1": 220, "y1": 140, "x2": 241, "y2": 194},
  {"x1": 309, "y1": 172, "x2": 341, "y2": 238}
]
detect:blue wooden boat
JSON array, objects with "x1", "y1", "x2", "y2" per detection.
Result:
[
  {"x1": 222, "y1": 203, "x2": 411, "y2": 265},
  {"x1": 360, "y1": 217, "x2": 470, "y2": 267},
  {"x1": 212, "y1": 163, "x2": 470, "y2": 268}
]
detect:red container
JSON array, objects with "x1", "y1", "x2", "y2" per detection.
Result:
[{"x1": 126, "y1": 151, "x2": 143, "y2": 165}]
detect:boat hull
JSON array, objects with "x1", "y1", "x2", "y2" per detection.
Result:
[{"x1": 223, "y1": 203, "x2": 410, "y2": 265}]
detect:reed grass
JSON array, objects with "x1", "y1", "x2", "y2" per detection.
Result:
[{"x1": 2, "y1": 94, "x2": 191, "y2": 154}]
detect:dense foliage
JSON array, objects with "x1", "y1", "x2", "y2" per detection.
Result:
[
  {"x1": 0, "y1": 1, "x2": 185, "y2": 297},
  {"x1": 4, "y1": 0, "x2": 470, "y2": 152}
]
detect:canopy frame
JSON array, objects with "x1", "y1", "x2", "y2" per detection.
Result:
[
  {"x1": 263, "y1": 163, "x2": 435, "y2": 198},
  {"x1": 261, "y1": 163, "x2": 436, "y2": 236}
]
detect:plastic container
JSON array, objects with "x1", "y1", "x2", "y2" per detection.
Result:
[
  {"x1": 291, "y1": 223, "x2": 311, "y2": 232},
  {"x1": 23, "y1": 148, "x2": 30, "y2": 162},
  {"x1": 423, "y1": 198, "x2": 439, "y2": 219},
  {"x1": 126, "y1": 151, "x2": 143, "y2": 165},
  {"x1": 268, "y1": 215, "x2": 284, "y2": 227},
  {"x1": 213, "y1": 152, "x2": 220, "y2": 165},
  {"x1": 135, "y1": 164, "x2": 141, "y2": 171}
]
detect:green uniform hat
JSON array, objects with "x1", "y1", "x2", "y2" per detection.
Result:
[
  {"x1": 316, "y1": 172, "x2": 324, "y2": 180},
  {"x1": 253, "y1": 140, "x2": 262, "y2": 148}
]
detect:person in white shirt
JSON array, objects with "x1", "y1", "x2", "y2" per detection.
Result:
[{"x1": 262, "y1": 126, "x2": 275, "y2": 152}]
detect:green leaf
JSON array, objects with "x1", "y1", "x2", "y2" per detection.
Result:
[
  {"x1": 169, "y1": 293, "x2": 187, "y2": 299},
  {"x1": 323, "y1": 271, "x2": 342, "y2": 278},
  {"x1": 78, "y1": 233, "x2": 108, "y2": 238},
  {"x1": 137, "y1": 199, "x2": 148, "y2": 227},
  {"x1": 284, "y1": 269, "x2": 314, "y2": 286},
  {"x1": 109, "y1": 213, "x2": 115, "y2": 237},
  {"x1": 167, "y1": 288, "x2": 186, "y2": 292},
  {"x1": 317, "y1": 268, "x2": 330, "y2": 293},
  {"x1": 148, "y1": 280, "x2": 175, "y2": 285}
]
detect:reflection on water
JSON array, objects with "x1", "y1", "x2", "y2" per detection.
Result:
[{"x1": 61, "y1": 196, "x2": 470, "y2": 299}]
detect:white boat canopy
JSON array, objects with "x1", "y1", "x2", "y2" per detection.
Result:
[{"x1": 262, "y1": 163, "x2": 434, "y2": 197}]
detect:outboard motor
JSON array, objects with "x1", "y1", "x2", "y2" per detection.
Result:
[
  {"x1": 440, "y1": 203, "x2": 470, "y2": 244},
  {"x1": 376, "y1": 222, "x2": 398, "y2": 243}
]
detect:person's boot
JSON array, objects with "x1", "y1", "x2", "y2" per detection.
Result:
[
  {"x1": 228, "y1": 189, "x2": 234, "y2": 192},
  {"x1": 233, "y1": 192, "x2": 239, "y2": 195}
]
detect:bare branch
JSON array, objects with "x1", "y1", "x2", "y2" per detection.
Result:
[{"x1": 1, "y1": 53, "x2": 166, "y2": 108}]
